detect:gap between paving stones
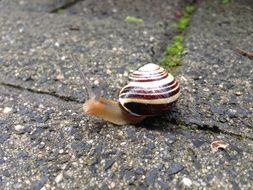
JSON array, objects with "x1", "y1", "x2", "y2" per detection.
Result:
[
  {"x1": 50, "y1": 0, "x2": 84, "y2": 13},
  {"x1": 0, "y1": 82, "x2": 82, "y2": 103},
  {"x1": 186, "y1": 123, "x2": 253, "y2": 141}
]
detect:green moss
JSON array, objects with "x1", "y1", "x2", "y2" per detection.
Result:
[
  {"x1": 160, "y1": 35, "x2": 183, "y2": 67},
  {"x1": 222, "y1": 0, "x2": 230, "y2": 4},
  {"x1": 177, "y1": 5, "x2": 195, "y2": 32},
  {"x1": 177, "y1": 17, "x2": 190, "y2": 32},
  {"x1": 124, "y1": 16, "x2": 143, "y2": 23},
  {"x1": 185, "y1": 5, "x2": 195, "y2": 15},
  {"x1": 160, "y1": 5, "x2": 195, "y2": 68}
]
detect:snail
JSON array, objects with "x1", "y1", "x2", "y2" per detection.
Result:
[{"x1": 73, "y1": 56, "x2": 180, "y2": 125}]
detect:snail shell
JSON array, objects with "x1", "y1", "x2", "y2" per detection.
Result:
[{"x1": 119, "y1": 63, "x2": 180, "y2": 116}]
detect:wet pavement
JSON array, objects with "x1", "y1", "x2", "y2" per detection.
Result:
[{"x1": 0, "y1": 0, "x2": 252, "y2": 189}]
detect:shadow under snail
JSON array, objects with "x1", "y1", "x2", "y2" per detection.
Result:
[{"x1": 73, "y1": 57, "x2": 180, "y2": 125}]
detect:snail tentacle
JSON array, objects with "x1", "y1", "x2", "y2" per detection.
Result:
[{"x1": 71, "y1": 54, "x2": 96, "y2": 99}]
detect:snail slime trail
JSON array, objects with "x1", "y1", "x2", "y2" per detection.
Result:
[{"x1": 72, "y1": 57, "x2": 180, "y2": 125}]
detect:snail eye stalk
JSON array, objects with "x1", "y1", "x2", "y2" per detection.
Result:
[{"x1": 71, "y1": 54, "x2": 96, "y2": 99}]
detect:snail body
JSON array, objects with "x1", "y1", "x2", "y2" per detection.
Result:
[{"x1": 82, "y1": 63, "x2": 180, "y2": 125}]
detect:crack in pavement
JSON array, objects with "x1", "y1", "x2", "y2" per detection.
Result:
[
  {"x1": 50, "y1": 0, "x2": 84, "y2": 13},
  {"x1": 178, "y1": 120, "x2": 253, "y2": 141},
  {"x1": 0, "y1": 81, "x2": 83, "y2": 103},
  {"x1": 1, "y1": 81, "x2": 252, "y2": 141},
  {"x1": 1, "y1": 82, "x2": 252, "y2": 141}
]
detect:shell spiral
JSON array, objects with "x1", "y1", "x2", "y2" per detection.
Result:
[{"x1": 119, "y1": 63, "x2": 180, "y2": 116}]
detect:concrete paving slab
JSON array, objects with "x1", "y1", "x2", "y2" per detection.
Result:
[
  {"x1": 0, "y1": 85, "x2": 252, "y2": 189},
  {"x1": 66, "y1": 0, "x2": 184, "y2": 23},
  {"x1": 178, "y1": 0, "x2": 253, "y2": 138},
  {"x1": 0, "y1": 8, "x2": 174, "y2": 103},
  {"x1": 0, "y1": 0, "x2": 72, "y2": 12},
  {"x1": 0, "y1": 0, "x2": 252, "y2": 189}
]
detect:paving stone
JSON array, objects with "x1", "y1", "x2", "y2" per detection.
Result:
[
  {"x1": 0, "y1": 0, "x2": 71, "y2": 12},
  {"x1": 66, "y1": 0, "x2": 184, "y2": 23},
  {"x1": 0, "y1": 8, "x2": 174, "y2": 102},
  {"x1": 177, "y1": 0, "x2": 253, "y2": 138},
  {"x1": 0, "y1": 0, "x2": 252, "y2": 189},
  {"x1": 1, "y1": 84, "x2": 252, "y2": 189}
]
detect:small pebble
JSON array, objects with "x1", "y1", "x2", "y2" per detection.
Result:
[
  {"x1": 94, "y1": 80, "x2": 99, "y2": 85},
  {"x1": 146, "y1": 168, "x2": 158, "y2": 185},
  {"x1": 0, "y1": 134, "x2": 10, "y2": 143},
  {"x1": 234, "y1": 91, "x2": 242, "y2": 96},
  {"x1": 54, "y1": 42, "x2": 60, "y2": 47},
  {"x1": 13, "y1": 183, "x2": 22, "y2": 189},
  {"x1": 145, "y1": 143, "x2": 156, "y2": 150},
  {"x1": 192, "y1": 139, "x2": 205, "y2": 148},
  {"x1": 30, "y1": 176, "x2": 47, "y2": 190},
  {"x1": 104, "y1": 160, "x2": 115, "y2": 171},
  {"x1": 38, "y1": 142, "x2": 45, "y2": 149},
  {"x1": 249, "y1": 170, "x2": 253, "y2": 180},
  {"x1": 14, "y1": 125, "x2": 25, "y2": 133},
  {"x1": 109, "y1": 182, "x2": 116, "y2": 189},
  {"x1": 55, "y1": 173, "x2": 63, "y2": 183},
  {"x1": 37, "y1": 153, "x2": 44, "y2": 160},
  {"x1": 19, "y1": 28, "x2": 24, "y2": 33},
  {"x1": 3, "y1": 169, "x2": 11, "y2": 177},
  {"x1": 182, "y1": 177, "x2": 192, "y2": 187},
  {"x1": 168, "y1": 163, "x2": 184, "y2": 175},
  {"x1": 106, "y1": 69, "x2": 112, "y2": 75},
  {"x1": 165, "y1": 133, "x2": 176, "y2": 145},
  {"x1": 56, "y1": 73, "x2": 65, "y2": 81},
  {"x1": 3, "y1": 107, "x2": 12, "y2": 114},
  {"x1": 135, "y1": 168, "x2": 145, "y2": 175}
]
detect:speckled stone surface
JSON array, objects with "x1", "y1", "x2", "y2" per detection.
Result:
[
  {"x1": 178, "y1": 0, "x2": 253, "y2": 137},
  {"x1": 0, "y1": 0, "x2": 72, "y2": 12},
  {"x1": 0, "y1": 0, "x2": 253, "y2": 190},
  {"x1": 1, "y1": 85, "x2": 252, "y2": 189},
  {"x1": 66, "y1": 0, "x2": 184, "y2": 23},
  {"x1": 0, "y1": 9, "x2": 173, "y2": 102}
]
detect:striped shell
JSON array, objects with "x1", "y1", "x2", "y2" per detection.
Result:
[{"x1": 119, "y1": 63, "x2": 180, "y2": 116}]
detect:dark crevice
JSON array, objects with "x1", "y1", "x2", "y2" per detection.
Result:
[
  {"x1": 188, "y1": 122, "x2": 253, "y2": 141},
  {"x1": 131, "y1": 112, "x2": 252, "y2": 141},
  {"x1": 0, "y1": 82, "x2": 82, "y2": 103},
  {"x1": 50, "y1": 0, "x2": 84, "y2": 13}
]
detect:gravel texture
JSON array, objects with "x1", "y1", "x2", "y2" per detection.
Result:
[
  {"x1": 1, "y1": 85, "x2": 252, "y2": 189},
  {"x1": 178, "y1": 0, "x2": 253, "y2": 138},
  {"x1": 0, "y1": 0, "x2": 71, "y2": 12},
  {"x1": 0, "y1": 8, "x2": 174, "y2": 103},
  {"x1": 66, "y1": 0, "x2": 184, "y2": 23},
  {"x1": 0, "y1": 0, "x2": 252, "y2": 189}
]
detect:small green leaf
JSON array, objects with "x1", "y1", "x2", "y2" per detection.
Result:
[{"x1": 124, "y1": 16, "x2": 143, "y2": 23}]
